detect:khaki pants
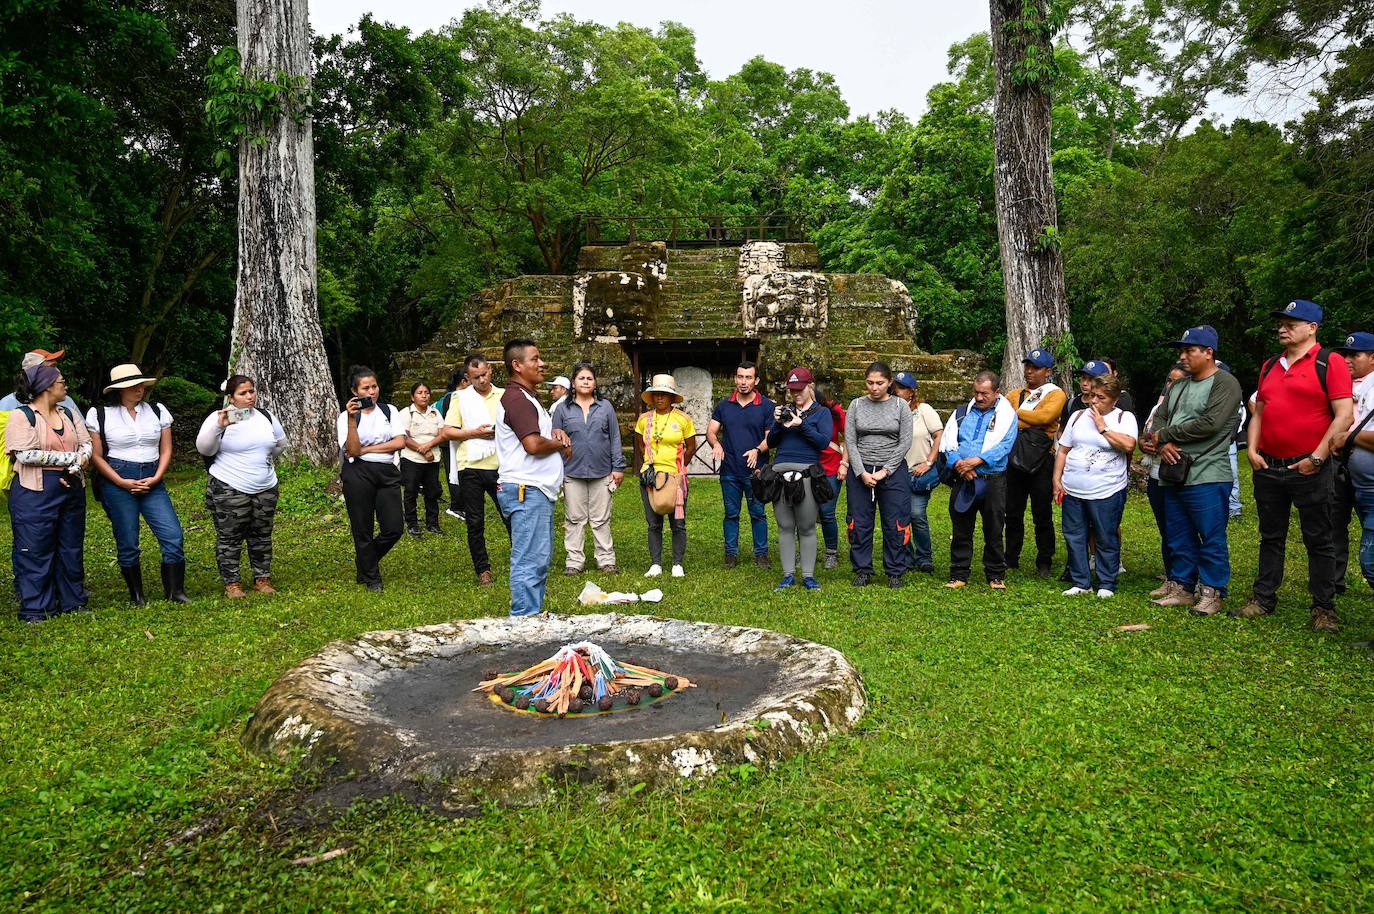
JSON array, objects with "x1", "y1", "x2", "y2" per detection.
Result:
[{"x1": 564, "y1": 476, "x2": 616, "y2": 569}]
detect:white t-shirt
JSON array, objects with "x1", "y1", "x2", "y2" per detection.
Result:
[
  {"x1": 1057, "y1": 407, "x2": 1138, "y2": 500},
  {"x1": 86, "y1": 402, "x2": 173, "y2": 463},
  {"x1": 336, "y1": 407, "x2": 402, "y2": 464},
  {"x1": 196, "y1": 409, "x2": 286, "y2": 494}
]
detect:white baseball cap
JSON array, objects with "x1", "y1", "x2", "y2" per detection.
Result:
[{"x1": 548, "y1": 376, "x2": 571, "y2": 389}]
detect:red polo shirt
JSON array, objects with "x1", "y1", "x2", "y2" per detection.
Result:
[{"x1": 1255, "y1": 343, "x2": 1353, "y2": 458}]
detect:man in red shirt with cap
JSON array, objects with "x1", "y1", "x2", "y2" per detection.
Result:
[{"x1": 1238, "y1": 299, "x2": 1354, "y2": 631}]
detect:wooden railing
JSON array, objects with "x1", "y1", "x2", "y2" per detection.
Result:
[{"x1": 582, "y1": 215, "x2": 803, "y2": 247}]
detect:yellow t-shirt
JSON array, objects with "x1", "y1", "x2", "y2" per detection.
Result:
[
  {"x1": 444, "y1": 386, "x2": 502, "y2": 471},
  {"x1": 635, "y1": 409, "x2": 695, "y2": 474}
]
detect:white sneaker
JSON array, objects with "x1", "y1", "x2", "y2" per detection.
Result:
[
  {"x1": 1062, "y1": 586, "x2": 1090, "y2": 596},
  {"x1": 1097, "y1": 589, "x2": 1115, "y2": 599},
  {"x1": 671, "y1": 564, "x2": 685, "y2": 578},
  {"x1": 644, "y1": 564, "x2": 662, "y2": 578}
]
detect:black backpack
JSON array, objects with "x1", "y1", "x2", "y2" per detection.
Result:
[{"x1": 337, "y1": 402, "x2": 392, "y2": 465}]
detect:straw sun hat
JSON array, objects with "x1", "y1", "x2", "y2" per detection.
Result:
[
  {"x1": 102, "y1": 363, "x2": 159, "y2": 393},
  {"x1": 641, "y1": 373, "x2": 683, "y2": 405}
]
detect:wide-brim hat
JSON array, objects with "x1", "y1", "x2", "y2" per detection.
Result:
[
  {"x1": 103, "y1": 363, "x2": 158, "y2": 393},
  {"x1": 952, "y1": 476, "x2": 987, "y2": 514},
  {"x1": 641, "y1": 373, "x2": 683, "y2": 405}
]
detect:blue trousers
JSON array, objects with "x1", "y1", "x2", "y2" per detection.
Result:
[
  {"x1": 99, "y1": 458, "x2": 184, "y2": 566},
  {"x1": 847, "y1": 463, "x2": 912, "y2": 577},
  {"x1": 1354, "y1": 479, "x2": 1374, "y2": 588},
  {"x1": 1062, "y1": 489, "x2": 1127, "y2": 591},
  {"x1": 818, "y1": 472, "x2": 841, "y2": 552},
  {"x1": 906, "y1": 490, "x2": 933, "y2": 569},
  {"x1": 1162, "y1": 481, "x2": 1231, "y2": 594},
  {"x1": 10, "y1": 473, "x2": 88, "y2": 620},
  {"x1": 721, "y1": 474, "x2": 768, "y2": 557},
  {"x1": 498, "y1": 484, "x2": 554, "y2": 617},
  {"x1": 1228, "y1": 445, "x2": 1242, "y2": 516},
  {"x1": 1145, "y1": 477, "x2": 1173, "y2": 573}
]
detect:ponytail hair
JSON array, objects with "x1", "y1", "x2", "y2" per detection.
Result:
[
  {"x1": 347, "y1": 365, "x2": 376, "y2": 393},
  {"x1": 14, "y1": 370, "x2": 37, "y2": 405}
]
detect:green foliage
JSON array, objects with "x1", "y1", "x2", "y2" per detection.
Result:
[{"x1": 204, "y1": 46, "x2": 312, "y2": 175}]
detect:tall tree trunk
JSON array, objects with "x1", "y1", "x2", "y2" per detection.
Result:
[
  {"x1": 232, "y1": 0, "x2": 336, "y2": 464},
  {"x1": 990, "y1": 0, "x2": 1071, "y2": 388}
]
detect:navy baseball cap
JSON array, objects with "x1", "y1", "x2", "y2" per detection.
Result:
[
  {"x1": 1272, "y1": 299, "x2": 1323, "y2": 323},
  {"x1": 1022, "y1": 348, "x2": 1055, "y2": 369},
  {"x1": 1076, "y1": 360, "x2": 1109, "y2": 378},
  {"x1": 1166, "y1": 325, "x2": 1220, "y2": 351},
  {"x1": 1216, "y1": 360, "x2": 1232, "y2": 373},
  {"x1": 1334, "y1": 331, "x2": 1374, "y2": 354},
  {"x1": 893, "y1": 371, "x2": 918, "y2": 390}
]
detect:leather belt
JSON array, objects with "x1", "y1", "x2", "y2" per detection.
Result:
[{"x1": 1260, "y1": 452, "x2": 1311, "y2": 468}]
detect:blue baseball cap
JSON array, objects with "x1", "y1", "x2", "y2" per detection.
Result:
[
  {"x1": 1166, "y1": 325, "x2": 1220, "y2": 351},
  {"x1": 1216, "y1": 360, "x2": 1232, "y2": 373},
  {"x1": 1335, "y1": 331, "x2": 1374, "y2": 354},
  {"x1": 952, "y1": 476, "x2": 986, "y2": 513},
  {"x1": 1022, "y1": 348, "x2": 1055, "y2": 369},
  {"x1": 893, "y1": 372, "x2": 918, "y2": 390},
  {"x1": 1076, "y1": 360, "x2": 1109, "y2": 378},
  {"x1": 1272, "y1": 299, "x2": 1323, "y2": 323}
]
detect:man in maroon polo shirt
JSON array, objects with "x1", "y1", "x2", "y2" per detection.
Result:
[{"x1": 1237, "y1": 299, "x2": 1354, "y2": 631}]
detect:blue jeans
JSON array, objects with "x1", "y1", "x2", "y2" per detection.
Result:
[
  {"x1": 100, "y1": 458, "x2": 184, "y2": 566},
  {"x1": 498, "y1": 484, "x2": 554, "y2": 617},
  {"x1": 1162, "y1": 481, "x2": 1231, "y2": 594},
  {"x1": 906, "y1": 490, "x2": 933, "y2": 569},
  {"x1": 1062, "y1": 490, "x2": 1127, "y2": 591},
  {"x1": 1354, "y1": 480, "x2": 1374, "y2": 588},
  {"x1": 721, "y1": 474, "x2": 768, "y2": 556},
  {"x1": 818, "y1": 472, "x2": 840, "y2": 552},
  {"x1": 1146, "y1": 477, "x2": 1173, "y2": 572},
  {"x1": 10, "y1": 473, "x2": 88, "y2": 620}
]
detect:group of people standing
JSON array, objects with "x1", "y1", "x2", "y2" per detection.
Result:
[
  {"x1": 4, "y1": 352, "x2": 285, "y2": 621},
  {"x1": 7, "y1": 299, "x2": 1373, "y2": 627}
]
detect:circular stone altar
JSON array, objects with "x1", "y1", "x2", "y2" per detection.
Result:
[{"x1": 243, "y1": 613, "x2": 866, "y2": 806}]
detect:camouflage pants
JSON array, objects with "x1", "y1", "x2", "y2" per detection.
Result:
[{"x1": 205, "y1": 476, "x2": 280, "y2": 584}]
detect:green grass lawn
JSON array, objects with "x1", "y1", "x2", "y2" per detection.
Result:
[{"x1": 2, "y1": 464, "x2": 1372, "y2": 912}]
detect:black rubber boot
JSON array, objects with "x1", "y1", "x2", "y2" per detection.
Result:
[
  {"x1": 160, "y1": 562, "x2": 191, "y2": 604},
  {"x1": 120, "y1": 564, "x2": 147, "y2": 606}
]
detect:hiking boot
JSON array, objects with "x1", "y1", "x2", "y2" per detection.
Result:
[
  {"x1": 989, "y1": 580, "x2": 1006, "y2": 590},
  {"x1": 224, "y1": 582, "x2": 248, "y2": 599},
  {"x1": 564, "y1": 566, "x2": 583, "y2": 576},
  {"x1": 1190, "y1": 585, "x2": 1224, "y2": 616},
  {"x1": 852, "y1": 572, "x2": 872, "y2": 587},
  {"x1": 1150, "y1": 581, "x2": 1193, "y2": 606},
  {"x1": 477, "y1": 569, "x2": 495, "y2": 586},
  {"x1": 944, "y1": 580, "x2": 966, "y2": 590},
  {"x1": 754, "y1": 553, "x2": 771, "y2": 568},
  {"x1": 407, "y1": 526, "x2": 422, "y2": 537},
  {"x1": 426, "y1": 524, "x2": 444, "y2": 535},
  {"x1": 598, "y1": 564, "x2": 620, "y2": 575},
  {"x1": 1311, "y1": 606, "x2": 1341, "y2": 633},
  {"x1": 1149, "y1": 580, "x2": 1176, "y2": 598},
  {"x1": 365, "y1": 580, "x2": 384, "y2": 593},
  {"x1": 887, "y1": 574, "x2": 903, "y2": 589},
  {"x1": 1229, "y1": 599, "x2": 1273, "y2": 619},
  {"x1": 824, "y1": 551, "x2": 839, "y2": 570},
  {"x1": 723, "y1": 554, "x2": 738, "y2": 569},
  {"x1": 252, "y1": 577, "x2": 276, "y2": 594},
  {"x1": 1036, "y1": 566, "x2": 1053, "y2": 579}
]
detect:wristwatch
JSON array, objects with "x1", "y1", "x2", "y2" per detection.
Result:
[{"x1": 1309, "y1": 455, "x2": 1324, "y2": 468}]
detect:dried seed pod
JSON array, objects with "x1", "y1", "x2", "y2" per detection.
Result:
[
  {"x1": 567, "y1": 698, "x2": 585, "y2": 713},
  {"x1": 533, "y1": 699, "x2": 550, "y2": 714},
  {"x1": 625, "y1": 688, "x2": 642, "y2": 706},
  {"x1": 579, "y1": 683, "x2": 593, "y2": 701},
  {"x1": 597, "y1": 695, "x2": 614, "y2": 712},
  {"x1": 648, "y1": 683, "x2": 664, "y2": 698},
  {"x1": 664, "y1": 677, "x2": 679, "y2": 691},
  {"x1": 498, "y1": 687, "x2": 516, "y2": 704},
  {"x1": 514, "y1": 695, "x2": 531, "y2": 711},
  {"x1": 483, "y1": 668, "x2": 500, "y2": 680}
]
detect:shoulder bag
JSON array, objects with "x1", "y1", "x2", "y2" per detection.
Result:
[
  {"x1": 1155, "y1": 386, "x2": 1238, "y2": 485},
  {"x1": 1008, "y1": 389, "x2": 1053, "y2": 474}
]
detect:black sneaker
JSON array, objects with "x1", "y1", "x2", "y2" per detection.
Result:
[
  {"x1": 852, "y1": 572, "x2": 872, "y2": 587},
  {"x1": 887, "y1": 575, "x2": 903, "y2": 589},
  {"x1": 365, "y1": 581, "x2": 384, "y2": 593},
  {"x1": 1036, "y1": 566, "x2": 1053, "y2": 579},
  {"x1": 917, "y1": 564, "x2": 935, "y2": 575},
  {"x1": 407, "y1": 526, "x2": 422, "y2": 537},
  {"x1": 426, "y1": 524, "x2": 444, "y2": 535}
]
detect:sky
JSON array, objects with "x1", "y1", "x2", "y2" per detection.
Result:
[
  {"x1": 308, "y1": 0, "x2": 1315, "y2": 125},
  {"x1": 309, "y1": 0, "x2": 993, "y2": 120}
]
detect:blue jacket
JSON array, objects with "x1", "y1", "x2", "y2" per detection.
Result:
[
  {"x1": 948, "y1": 399, "x2": 1018, "y2": 476},
  {"x1": 766, "y1": 403, "x2": 834, "y2": 465}
]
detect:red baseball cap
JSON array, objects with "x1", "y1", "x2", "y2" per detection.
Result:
[
  {"x1": 28, "y1": 348, "x2": 64, "y2": 361},
  {"x1": 784, "y1": 367, "x2": 813, "y2": 390}
]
